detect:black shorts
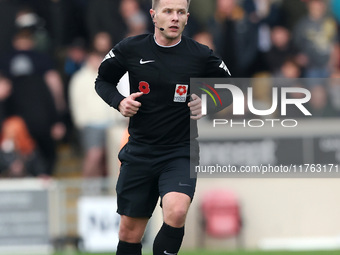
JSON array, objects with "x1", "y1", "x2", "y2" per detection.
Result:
[{"x1": 116, "y1": 138, "x2": 199, "y2": 218}]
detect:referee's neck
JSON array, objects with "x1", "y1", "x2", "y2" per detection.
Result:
[{"x1": 153, "y1": 34, "x2": 182, "y2": 48}]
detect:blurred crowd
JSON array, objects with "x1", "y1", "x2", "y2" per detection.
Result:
[{"x1": 0, "y1": 0, "x2": 340, "y2": 178}]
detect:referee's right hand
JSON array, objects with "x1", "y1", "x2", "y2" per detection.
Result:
[{"x1": 118, "y1": 92, "x2": 143, "y2": 117}]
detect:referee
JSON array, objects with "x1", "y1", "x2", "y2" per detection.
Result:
[{"x1": 95, "y1": 0, "x2": 231, "y2": 254}]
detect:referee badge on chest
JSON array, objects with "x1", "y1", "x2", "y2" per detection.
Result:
[{"x1": 173, "y1": 84, "x2": 188, "y2": 102}]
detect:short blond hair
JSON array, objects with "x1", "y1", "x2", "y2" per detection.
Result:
[{"x1": 152, "y1": 0, "x2": 191, "y2": 10}]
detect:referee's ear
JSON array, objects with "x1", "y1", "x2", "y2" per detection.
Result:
[{"x1": 150, "y1": 9, "x2": 156, "y2": 21}]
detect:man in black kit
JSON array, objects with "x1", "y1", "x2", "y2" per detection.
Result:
[{"x1": 95, "y1": 0, "x2": 231, "y2": 254}]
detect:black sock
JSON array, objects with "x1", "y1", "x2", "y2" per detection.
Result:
[
  {"x1": 116, "y1": 240, "x2": 142, "y2": 255},
  {"x1": 153, "y1": 222, "x2": 185, "y2": 255}
]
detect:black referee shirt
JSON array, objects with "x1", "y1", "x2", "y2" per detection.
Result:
[{"x1": 95, "y1": 34, "x2": 230, "y2": 145}]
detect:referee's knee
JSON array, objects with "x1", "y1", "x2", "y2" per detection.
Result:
[
  {"x1": 163, "y1": 204, "x2": 190, "y2": 228},
  {"x1": 118, "y1": 216, "x2": 148, "y2": 243},
  {"x1": 163, "y1": 192, "x2": 191, "y2": 227}
]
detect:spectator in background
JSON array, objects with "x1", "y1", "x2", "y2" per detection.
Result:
[
  {"x1": 330, "y1": 0, "x2": 340, "y2": 71},
  {"x1": 185, "y1": 0, "x2": 215, "y2": 28},
  {"x1": 293, "y1": 0, "x2": 338, "y2": 80},
  {"x1": 15, "y1": 5, "x2": 51, "y2": 53},
  {"x1": 0, "y1": 75, "x2": 12, "y2": 125},
  {"x1": 63, "y1": 38, "x2": 87, "y2": 82},
  {"x1": 279, "y1": 0, "x2": 307, "y2": 31},
  {"x1": 330, "y1": 0, "x2": 340, "y2": 28},
  {"x1": 275, "y1": 58, "x2": 302, "y2": 80},
  {"x1": 182, "y1": 13, "x2": 201, "y2": 39},
  {"x1": 0, "y1": 116, "x2": 46, "y2": 177},
  {"x1": 272, "y1": 58, "x2": 303, "y2": 99},
  {"x1": 328, "y1": 71, "x2": 340, "y2": 113},
  {"x1": 243, "y1": 0, "x2": 283, "y2": 27},
  {"x1": 265, "y1": 26, "x2": 298, "y2": 74},
  {"x1": 0, "y1": 0, "x2": 20, "y2": 57},
  {"x1": 306, "y1": 85, "x2": 338, "y2": 117},
  {"x1": 208, "y1": 0, "x2": 258, "y2": 77},
  {"x1": 193, "y1": 30, "x2": 215, "y2": 50},
  {"x1": 242, "y1": 0, "x2": 283, "y2": 72},
  {"x1": 86, "y1": 0, "x2": 126, "y2": 46},
  {"x1": 92, "y1": 31, "x2": 113, "y2": 56},
  {"x1": 63, "y1": 32, "x2": 113, "y2": 143},
  {"x1": 1, "y1": 29, "x2": 67, "y2": 112},
  {"x1": 69, "y1": 52, "x2": 121, "y2": 177},
  {"x1": 0, "y1": 29, "x2": 66, "y2": 176},
  {"x1": 62, "y1": 37, "x2": 88, "y2": 142},
  {"x1": 46, "y1": 0, "x2": 88, "y2": 52},
  {"x1": 120, "y1": 0, "x2": 149, "y2": 37}
]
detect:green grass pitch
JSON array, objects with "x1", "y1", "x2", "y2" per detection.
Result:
[{"x1": 54, "y1": 250, "x2": 340, "y2": 255}]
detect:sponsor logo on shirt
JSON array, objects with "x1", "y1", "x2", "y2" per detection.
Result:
[
  {"x1": 140, "y1": 59, "x2": 155, "y2": 64},
  {"x1": 173, "y1": 84, "x2": 188, "y2": 102}
]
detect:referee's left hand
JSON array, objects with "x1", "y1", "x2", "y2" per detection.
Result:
[{"x1": 188, "y1": 94, "x2": 202, "y2": 120}]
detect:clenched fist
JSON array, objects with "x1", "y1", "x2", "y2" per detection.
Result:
[{"x1": 118, "y1": 92, "x2": 143, "y2": 117}]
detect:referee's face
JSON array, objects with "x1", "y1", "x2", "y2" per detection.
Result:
[{"x1": 151, "y1": 0, "x2": 189, "y2": 45}]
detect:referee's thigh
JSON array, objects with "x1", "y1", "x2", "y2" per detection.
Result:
[{"x1": 158, "y1": 156, "x2": 197, "y2": 201}]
